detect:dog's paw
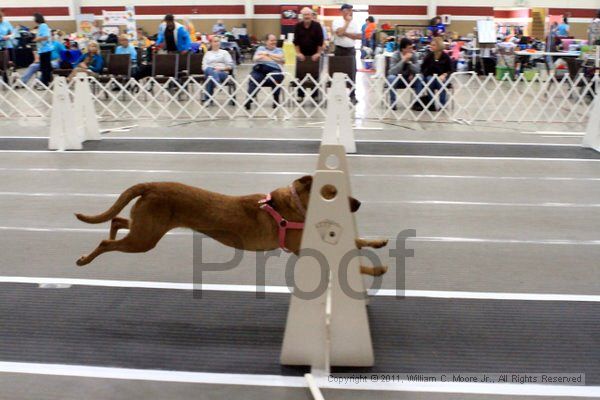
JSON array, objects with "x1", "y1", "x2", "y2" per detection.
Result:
[
  {"x1": 76, "y1": 256, "x2": 89, "y2": 267},
  {"x1": 371, "y1": 239, "x2": 389, "y2": 249},
  {"x1": 360, "y1": 265, "x2": 388, "y2": 276},
  {"x1": 372, "y1": 265, "x2": 388, "y2": 276}
]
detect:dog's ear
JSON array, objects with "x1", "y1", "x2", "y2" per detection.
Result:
[{"x1": 297, "y1": 175, "x2": 313, "y2": 190}]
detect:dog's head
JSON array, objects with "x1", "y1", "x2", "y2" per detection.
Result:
[{"x1": 291, "y1": 175, "x2": 361, "y2": 214}]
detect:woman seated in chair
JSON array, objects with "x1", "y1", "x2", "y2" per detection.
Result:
[
  {"x1": 412, "y1": 36, "x2": 452, "y2": 111},
  {"x1": 68, "y1": 41, "x2": 103, "y2": 80},
  {"x1": 245, "y1": 34, "x2": 285, "y2": 110},
  {"x1": 202, "y1": 35, "x2": 234, "y2": 104}
]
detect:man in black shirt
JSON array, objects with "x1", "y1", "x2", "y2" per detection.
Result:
[
  {"x1": 163, "y1": 15, "x2": 177, "y2": 52},
  {"x1": 293, "y1": 7, "x2": 324, "y2": 62}
]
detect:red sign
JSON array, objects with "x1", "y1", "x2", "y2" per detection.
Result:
[{"x1": 281, "y1": 6, "x2": 299, "y2": 26}]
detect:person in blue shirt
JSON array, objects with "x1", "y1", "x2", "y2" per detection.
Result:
[
  {"x1": 156, "y1": 14, "x2": 191, "y2": 53},
  {"x1": 33, "y1": 13, "x2": 53, "y2": 86},
  {"x1": 68, "y1": 40, "x2": 103, "y2": 80},
  {"x1": 557, "y1": 17, "x2": 570, "y2": 37},
  {"x1": 115, "y1": 34, "x2": 138, "y2": 76},
  {"x1": 245, "y1": 34, "x2": 285, "y2": 110},
  {"x1": 19, "y1": 37, "x2": 65, "y2": 86},
  {"x1": 0, "y1": 11, "x2": 16, "y2": 52}
]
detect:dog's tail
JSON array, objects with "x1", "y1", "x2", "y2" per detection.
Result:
[{"x1": 75, "y1": 183, "x2": 149, "y2": 224}]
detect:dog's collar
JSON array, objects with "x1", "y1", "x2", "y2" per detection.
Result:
[{"x1": 259, "y1": 192, "x2": 304, "y2": 253}]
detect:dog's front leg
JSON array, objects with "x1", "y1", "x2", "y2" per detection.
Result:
[{"x1": 355, "y1": 238, "x2": 388, "y2": 249}]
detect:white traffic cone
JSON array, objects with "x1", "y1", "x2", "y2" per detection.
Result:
[
  {"x1": 582, "y1": 91, "x2": 600, "y2": 152},
  {"x1": 74, "y1": 73, "x2": 101, "y2": 142},
  {"x1": 49, "y1": 76, "x2": 83, "y2": 151}
]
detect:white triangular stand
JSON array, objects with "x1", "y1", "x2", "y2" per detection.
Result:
[
  {"x1": 73, "y1": 73, "x2": 101, "y2": 141},
  {"x1": 280, "y1": 144, "x2": 373, "y2": 371},
  {"x1": 582, "y1": 91, "x2": 600, "y2": 152},
  {"x1": 49, "y1": 76, "x2": 83, "y2": 151},
  {"x1": 323, "y1": 73, "x2": 356, "y2": 153}
]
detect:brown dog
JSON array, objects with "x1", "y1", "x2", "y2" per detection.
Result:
[{"x1": 75, "y1": 176, "x2": 388, "y2": 275}]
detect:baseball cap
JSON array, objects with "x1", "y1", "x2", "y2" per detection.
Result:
[{"x1": 340, "y1": 4, "x2": 353, "y2": 11}]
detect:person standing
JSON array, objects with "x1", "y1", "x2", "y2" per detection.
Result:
[
  {"x1": 293, "y1": 7, "x2": 324, "y2": 63},
  {"x1": 156, "y1": 14, "x2": 191, "y2": 53},
  {"x1": 332, "y1": 3, "x2": 362, "y2": 103},
  {"x1": 588, "y1": 10, "x2": 600, "y2": 45},
  {"x1": 364, "y1": 16, "x2": 377, "y2": 49},
  {"x1": 33, "y1": 13, "x2": 53, "y2": 87},
  {"x1": 0, "y1": 11, "x2": 16, "y2": 62},
  {"x1": 557, "y1": 17, "x2": 570, "y2": 37}
]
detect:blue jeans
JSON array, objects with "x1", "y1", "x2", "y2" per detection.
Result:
[
  {"x1": 21, "y1": 60, "x2": 60, "y2": 84},
  {"x1": 248, "y1": 70, "x2": 284, "y2": 103},
  {"x1": 204, "y1": 67, "x2": 229, "y2": 99},
  {"x1": 413, "y1": 75, "x2": 447, "y2": 106},
  {"x1": 386, "y1": 74, "x2": 416, "y2": 106}
]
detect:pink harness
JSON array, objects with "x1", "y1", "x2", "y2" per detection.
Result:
[{"x1": 259, "y1": 185, "x2": 305, "y2": 252}]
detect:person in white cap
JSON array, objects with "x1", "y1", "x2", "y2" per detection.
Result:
[{"x1": 332, "y1": 3, "x2": 361, "y2": 103}]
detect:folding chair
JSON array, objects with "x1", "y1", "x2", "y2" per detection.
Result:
[{"x1": 291, "y1": 58, "x2": 321, "y2": 103}]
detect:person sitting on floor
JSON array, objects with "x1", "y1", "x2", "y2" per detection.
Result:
[
  {"x1": 245, "y1": 33, "x2": 285, "y2": 110},
  {"x1": 412, "y1": 36, "x2": 452, "y2": 111},
  {"x1": 386, "y1": 37, "x2": 420, "y2": 110},
  {"x1": 202, "y1": 35, "x2": 234, "y2": 104},
  {"x1": 68, "y1": 40, "x2": 103, "y2": 80}
]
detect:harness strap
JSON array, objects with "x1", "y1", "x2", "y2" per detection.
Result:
[{"x1": 259, "y1": 193, "x2": 304, "y2": 252}]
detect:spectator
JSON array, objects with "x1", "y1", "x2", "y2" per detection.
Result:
[
  {"x1": 0, "y1": 11, "x2": 16, "y2": 60},
  {"x1": 589, "y1": 10, "x2": 600, "y2": 45},
  {"x1": 429, "y1": 16, "x2": 445, "y2": 37},
  {"x1": 115, "y1": 34, "x2": 137, "y2": 67},
  {"x1": 136, "y1": 28, "x2": 153, "y2": 48},
  {"x1": 386, "y1": 38, "x2": 420, "y2": 110},
  {"x1": 332, "y1": 3, "x2": 362, "y2": 104},
  {"x1": 293, "y1": 7, "x2": 324, "y2": 63},
  {"x1": 18, "y1": 34, "x2": 65, "y2": 86},
  {"x1": 68, "y1": 40, "x2": 103, "y2": 80},
  {"x1": 33, "y1": 13, "x2": 53, "y2": 87},
  {"x1": 156, "y1": 14, "x2": 191, "y2": 53},
  {"x1": 202, "y1": 35, "x2": 234, "y2": 104},
  {"x1": 413, "y1": 36, "x2": 452, "y2": 111},
  {"x1": 245, "y1": 34, "x2": 285, "y2": 110},
  {"x1": 213, "y1": 20, "x2": 227, "y2": 35},
  {"x1": 364, "y1": 16, "x2": 377, "y2": 49},
  {"x1": 183, "y1": 18, "x2": 196, "y2": 39},
  {"x1": 557, "y1": 17, "x2": 570, "y2": 37}
]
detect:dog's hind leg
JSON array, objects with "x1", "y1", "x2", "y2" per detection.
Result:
[
  {"x1": 109, "y1": 217, "x2": 130, "y2": 240},
  {"x1": 76, "y1": 228, "x2": 168, "y2": 266}
]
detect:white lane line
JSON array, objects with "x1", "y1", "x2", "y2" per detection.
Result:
[
  {"x1": 0, "y1": 150, "x2": 598, "y2": 162},
  {"x1": 2, "y1": 277, "x2": 600, "y2": 302},
  {"x1": 1, "y1": 226, "x2": 599, "y2": 245},
  {"x1": 0, "y1": 136, "x2": 582, "y2": 146},
  {"x1": 1, "y1": 168, "x2": 599, "y2": 181},
  {"x1": 0, "y1": 362, "x2": 597, "y2": 397},
  {"x1": 0, "y1": 361, "x2": 600, "y2": 397},
  {"x1": 2, "y1": 192, "x2": 599, "y2": 208}
]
